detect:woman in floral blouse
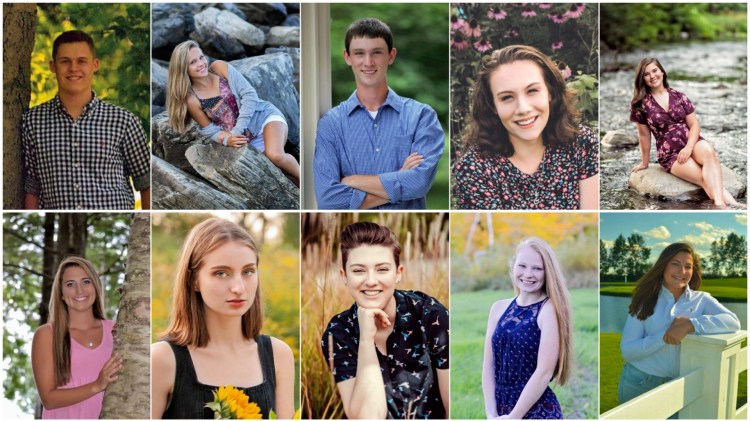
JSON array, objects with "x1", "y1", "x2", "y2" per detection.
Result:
[
  {"x1": 630, "y1": 57, "x2": 741, "y2": 208},
  {"x1": 453, "y1": 45, "x2": 599, "y2": 210}
]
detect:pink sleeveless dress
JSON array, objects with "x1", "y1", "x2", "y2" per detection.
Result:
[{"x1": 42, "y1": 319, "x2": 115, "y2": 419}]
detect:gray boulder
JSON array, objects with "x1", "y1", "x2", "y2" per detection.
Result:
[
  {"x1": 629, "y1": 164, "x2": 746, "y2": 200},
  {"x1": 152, "y1": 105, "x2": 165, "y2": 117},
  {"x1": 152, "y1": 112, "x2": 212, "y2": 177},
  {"x1": 266, "y1": 26, "x2": 299, "y2": 48},
  {"x1": 152, "y1": 3, "x2": 196, "y2": 51},
  {"x1": 602, "y1": 130, "x2": 638, "y2": 148},
  {"x1": 151, "y1": 61, "x2": 168, "y2": 107},
  {"x1": 265, "y1": 47, "x2": 300, "y2": 91},
  {"x1": 235, "y1": 3, "x2": 287, "y2": 26},
  {"x1": 231, "y1": 53, "x2": 300, "y2": 147},
  {"x1": 219, "y1": 3, "x2": 246, "y2": 21},
  {"x1": 283, "y1": 14, "x2": 300, "y2": 27},
  {"x1": 186, "y1": 143, "x2": 299, "y2": 209},
  {"x1": 152, "y1": 155, "x2": 246, "y2": 210},
  {"x1": 193, "y1": 7, "x2": 265, "y2": 58}
]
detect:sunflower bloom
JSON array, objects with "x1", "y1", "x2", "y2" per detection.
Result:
[{"x1": 206, "y1": 385, "x2": 263, "y2": 419}]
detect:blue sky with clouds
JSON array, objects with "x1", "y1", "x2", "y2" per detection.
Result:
[{"x1": 600, "y1": 212, "x2": 747, "y2": 262}]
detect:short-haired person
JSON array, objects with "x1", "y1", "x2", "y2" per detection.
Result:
[
  {"x1": 22, "y1": 30, "x2": 151, "y2": 210},
  {"x1": 313, "y1": 18, "x2": 445, "y2": 209}
]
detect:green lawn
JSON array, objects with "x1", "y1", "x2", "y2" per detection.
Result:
[
  {"x1": 600, "y1": 278, "x2": 747, "y2": 302},
  {"x1": 451, "y1": 288, "x2": 599, "y2": 419},
  {"x1": 599, "y1": 334, "x2": 747, "y2": 414}
]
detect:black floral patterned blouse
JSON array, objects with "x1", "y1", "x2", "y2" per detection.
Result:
[
  {"x1": 453, "y1": 125, "x2": 599, "y2": 210},
  {"x1": 322, "y1": 290, "x2": 449, "y2": 419}
]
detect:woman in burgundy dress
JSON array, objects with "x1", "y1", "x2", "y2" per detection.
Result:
[{"x1": 630, "y1": 58, "x2": 740, "y2": 207}]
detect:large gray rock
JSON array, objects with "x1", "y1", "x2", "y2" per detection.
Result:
[
  {"x1": 629, "y1": 164, "x2": 746, "y2": 200},
  {"x1": 265, "y1": 47, "x2": 300, "y2": 91},
  {"x1": 282, "y1": 14, "x2": 300, "y2": 27},
  {"x1": 231, "y1": 53, "x2": 300, "y2": 147},
  {"x1": 602, "y1": 130, "x2": 638, "y2": 148},
  {"x1": 152, "y1": 155, "x2": 245, "y2": 210},
  {"x1": 193, "y1": 7, "x2": 265, "y2": 59},
  {"x1": 219, "y1": 3, "x2": 246, "y2": 21},
  {"x1": 235, "y1": 3, "x2": 287, "y2": 26},
  {"x1": 152, "y1": 112, "x2": 211, "y2": 177},
  {"x1": 186, "y1": 143, "x2": 299, "y2": 209},
  {"x1": 151, "y1": 61, "x2": 168, "y2": 107},
  {"x1": 152, "y1": 3, "x2": 196, "y2": 51},
  {"x1": 266, "y1": 26, "x2": 299, "y2": 48}
]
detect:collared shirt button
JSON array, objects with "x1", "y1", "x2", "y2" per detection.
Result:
[
  {"x1": 74, "y1": 183, "x2": 80, "y2": 189},
  {"x1": 73, "y1": 163, "x2": 79, "y2": 168},
  {"x1": 376, "y1": 148, "x2": 380, "y2": 152},
  {"x1": 72, "y1": 142, "x2": 78, "y2": 147},
  {"x1": 374, "y1": 123, "x2": 378, "y2": 128},
  {"x1": 76, "y1": 204, "x2": 83, "y2": 210}
]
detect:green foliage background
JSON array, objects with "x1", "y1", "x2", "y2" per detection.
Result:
[
  {"x1": 601, "y1": 3, "x2": 747, "y2": 53},
  {"x1": 329, "y1": 3, "x2": 450, "y2": 209},
  {"x1": 30, "y1": 3, "x2": 150, "y2": 134},
  {"x1": 3, "y1": 213, "x2": 131, "y2": 414}
]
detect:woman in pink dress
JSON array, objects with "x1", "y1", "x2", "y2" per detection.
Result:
[
  {"x1": 630, "y1": 57, "x2": 742, "y2": 208},
  {"x1": 31, "y1": 256, "x2": 122, "y2": 419}
]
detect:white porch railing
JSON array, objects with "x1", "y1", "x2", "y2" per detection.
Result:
[{"x1": 602, "y1": 330, "x2": 747, "y2": 419}]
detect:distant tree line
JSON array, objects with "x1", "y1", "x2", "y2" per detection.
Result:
[{"x1": 601, "y1": 232, "x2": 747, "y2": 282}]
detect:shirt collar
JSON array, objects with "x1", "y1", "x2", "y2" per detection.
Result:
[
  {"x1": 393, "y1": 290, "x2": 410, "y2": 328},
  {"x1": 53, "y1": 91, "x2": 100, "y2": 116},
  {"x1": 344, "y1": 87, "x2": 404, "y2": 116},
  {"x1": 660, "y1": 283, "x2": 695, "y2": 302}
]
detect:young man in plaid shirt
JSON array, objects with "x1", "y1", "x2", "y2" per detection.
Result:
[{"x1": 22, "y1": 30, "x2": 150, "y2": 210}]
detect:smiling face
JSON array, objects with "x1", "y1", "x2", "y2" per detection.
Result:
[
  {"x1": 195, "y1": 241, "x2": 259, "y2": 318},
  {"x1": 344, "y1": 36, "x2": 396, "y2": 90},
  {"x1": 642, "y1": 62, "x2": 665, "y2": 92},
  {"x1": 61, "y1": 265, "x2": 97, "y2": 312},
  {"x1": 50, "y1": 42, "x2": 99, "y2": 97},
  {"x1": 489, "y1": 59, "x2": 551, "y2": 146},
  {"x1": 662, "y1": 251, "x2": 693, "y2": 297},
  {"x1": 341, "y1": 245, "x2": 402, "y2": 310},
  {"x1": 512, "y1": 246, "x2": 546, "y2": 294},
  {"x1": 187, "y1": 47, "x2": 209, "y2": 79}
]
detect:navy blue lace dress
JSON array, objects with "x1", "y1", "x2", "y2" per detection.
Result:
[{"x1": 492, "y1": 297, "x2": 563, "y2": 419}]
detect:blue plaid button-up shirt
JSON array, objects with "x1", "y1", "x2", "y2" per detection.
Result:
[{"x1": 313, "y1": 88, "x2": 444, "y2": 209}]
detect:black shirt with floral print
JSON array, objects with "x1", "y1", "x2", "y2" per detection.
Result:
[{"x1": 322, "y1": 290, "x2": 449, "y2": 419}]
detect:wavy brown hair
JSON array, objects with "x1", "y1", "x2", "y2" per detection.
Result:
[
  {"x1": 166, "y1": 40, "x2": 200, "y2": 134},
  {"x1": 630, "y1": 57, "x2": 670, "y2": 113},
  {"x1": 629, "y1": 242, "x2": 701, "y2": 321},
  {"x1": 465, "y1": 45, "x2": 580, "y2": 157},
  {"x1": 509, "y1": 237, "x2": 573, "y2": 385},
  {"x1": 49, "y1": 256, "x2": 106, "y2": 386},
  {"x1": 160, "y1": 218, "x2": 263, "y2": 347}
]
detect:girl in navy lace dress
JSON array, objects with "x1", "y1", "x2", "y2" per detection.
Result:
[
  {"x1": 482, "y1": 238, "x2": 573, "y2": 419},
  {"x1": 166, "y1": 40, "x2": 300, "y2": 186}
]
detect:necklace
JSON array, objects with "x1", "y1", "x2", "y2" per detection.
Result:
[{"x1": 88, "y1": 341, "x2": 94, "y2": 348}]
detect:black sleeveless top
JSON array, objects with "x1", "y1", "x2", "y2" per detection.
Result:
[{"x1": 162, "y1": 335, "x2": 277, "y2": 419}]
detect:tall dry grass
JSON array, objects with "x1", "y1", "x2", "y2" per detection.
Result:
[{"x1": 301, "y1": 213, "x2": 449, "y2": 419}]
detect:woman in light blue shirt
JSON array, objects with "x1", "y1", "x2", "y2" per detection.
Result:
[{"x1": 618, "y1": 242, "x2": 740, "y2": 405}]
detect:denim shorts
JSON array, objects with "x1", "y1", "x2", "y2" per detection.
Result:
[{"x1": 618, "y1": 362, "x2": 676, "y2": 415}]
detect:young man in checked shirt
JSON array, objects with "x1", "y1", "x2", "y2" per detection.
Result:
[
  {"x1": 22, "y1": 30, "x2": 150, "y2": 210},
  {"x1": 313, "y1": 18, "x2": 444, "y2": 210}
]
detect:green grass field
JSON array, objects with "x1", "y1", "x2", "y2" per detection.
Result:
[
  {"x1": 599, "y1": 334, "x2": 747, "y2": 414},
  {"x1": 600, "y1": 278, "x2": 747, "y2": 302},
  {"x1": 451, "y1": 288, "x2": 599, "y2": 419}
]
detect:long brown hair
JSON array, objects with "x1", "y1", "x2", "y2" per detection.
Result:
[
  {"x1": 160, "y1": 218, "x2": 263, "y2": 347},
  {"x1": 629, "y1": 242, "x2": 701, "y2": 321},
  {"x1": 465, "y1": 45, "x2": 580, "y2": 157},
  {"x1": 166, "y1": 40, "x2": 200, "y2": 133},
  {"x1": 49, "y1": 256, "x2": 106, "y2": 386},
  {"x1": 630, "y1": 57, "x2": 670, "y2": 112},
  {"x1": 509, "y1": 237, "x2": 573, "y2": 385}
]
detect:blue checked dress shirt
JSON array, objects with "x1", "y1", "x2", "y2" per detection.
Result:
[
  {"x1": 620, "y1": 285, "x2": 740, "y2": 378},
  {"x1": 313, "y1": 88, "x2": 444, "y2": 209},
  {"x1": 22, "y1": 93, "x2": 150, "y2": 210}
]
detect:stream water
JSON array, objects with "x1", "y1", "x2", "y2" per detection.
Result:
[{"x1": 600, "y1": 41, "x2": 747, "y2": 210}]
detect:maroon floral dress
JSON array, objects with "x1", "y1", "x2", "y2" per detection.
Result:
[
  {"x1": 629, "y1": 88, "x2": 704, "y2": 172},
  {"x1": 453, "y1": 126, "x2": 598, "y2": 210}
]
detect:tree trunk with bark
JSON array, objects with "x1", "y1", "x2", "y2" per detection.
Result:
[
  {"x1": 39, "y1": 213, "x2": 56, "y2": 324},
  {"x1": 100, "y1": 213, "x2": 151, "y2": 419},
  {"x1": 3, "y1": 3, "x2": 37, "y2": 209}
]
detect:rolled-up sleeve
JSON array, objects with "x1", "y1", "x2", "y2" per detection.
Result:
[
  {"x1": 378, "y1": 106, "x2": 444, "y2": 203},
  {"x1": 122, "y1": 114, "x2": 151, "y2": 191},
  {"x1": 21, "y1": 112, "x2": 41, "y2": 195},
  {"x1": 313, "y1": 114, "x2": 366, "y2": 209}
]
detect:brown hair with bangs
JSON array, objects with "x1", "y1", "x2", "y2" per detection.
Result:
[
  {"x1": 340, "y1": 221, "x2": 401, "y2": 269},
  {"x1": 465, "y1": 45, "x2": 580, "y2": 157},
  {"x1": 160, "y1": 218, "x2": 262, "y2": 347},
  {"x1": 49, "y1": 256, "x2": 106, "y2": 386}
]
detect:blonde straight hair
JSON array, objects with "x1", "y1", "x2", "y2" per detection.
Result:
[
  {"x1": 160, "y1": 218, "x2": 263, "y2": 347},
  {"x1": 49, "y1": 257, "x2": 106, "y2": 386},
  {"x1": 166, "y1": 40, "x2": 200, "y2": 133},
  {"x1": 510, "y1": 237, "x2": 573, "y2": 385}
]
